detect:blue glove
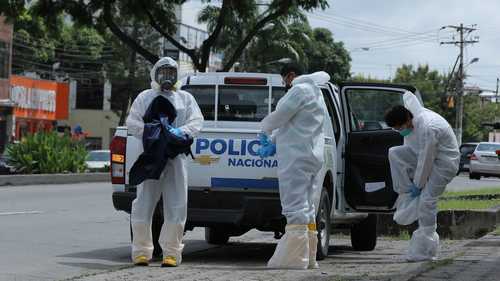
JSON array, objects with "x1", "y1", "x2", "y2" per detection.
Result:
[
  {"x1": 258, "y1": 142, "x2": 276, "y2": 159},
  {"x1": 259, "y1": 133, "x2": 270, "y2": 146},
  {"x1": 169, "y1": 127, "x2": 184, "y2": 137},
  {"x1": 409, "y1": 184, "x2": 421, "y2": 198}
]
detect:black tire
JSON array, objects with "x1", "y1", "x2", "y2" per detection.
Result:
[
  {"x1": 129, "y1": 211, "x2": 163, "y2": 258},
  {"x1": 350, "y1": 214, "x2": 377, "y2": 251},
  {"x1": 205, "y1": 227, "x2": 230, "y2": 245},
  {"x1": 469, "y1": 172, "x2": 481, "y2": 180},
  {"x1": 316, "y1": 188, "x2": 331, "y2": 260}
]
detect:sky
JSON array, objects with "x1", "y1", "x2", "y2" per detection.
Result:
[{"x1": 181, "y1": 0, "x2": 500, "y2": 92}]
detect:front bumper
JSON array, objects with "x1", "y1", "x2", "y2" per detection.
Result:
[{"x1": 470, "y1": 161, "x2": 500, "y2": 176}]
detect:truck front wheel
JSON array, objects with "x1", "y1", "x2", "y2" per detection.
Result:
[
  {"x1": 316, "y1": 188, "x2": 331, "y2": 260},
  {"x1": 350, "y1": 214, "x2": 377, "y2": 251},
  {"x1": 205, "y1": 227, "x2": 230, "y2": 245}
]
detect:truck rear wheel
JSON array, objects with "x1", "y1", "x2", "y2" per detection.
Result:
[
  {"x1": 316, "y1": 188, "x2": 331, "y2": 260},
  {"x1": 205, "y1": 227, "x2": 230, "y2": 245},
  {"x1": 469, "y1": 172, "x2": 481, "y2": 180},
  {"x1": 350, "y1": 214, "x2": 377, "y2": 251}
]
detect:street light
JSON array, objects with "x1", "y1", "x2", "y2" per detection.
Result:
[
  {"x1": 465, "y1": 57, "x2": 479, "y2": 68},
  {"x1": 52, "y1": 62, "x2": 60, "y2": 81}
]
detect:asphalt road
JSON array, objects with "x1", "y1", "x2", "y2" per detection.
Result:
[
  {"x1": 1, "y1": 176, "x2": 499, "y2": 281},
  {"x1": 0, "y1": 182, "x2": 131, "y2": 281},
  {"x1": 447, "y1": 173, "x2": 500, "y2": 192}
]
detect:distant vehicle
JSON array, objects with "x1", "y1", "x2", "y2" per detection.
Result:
[
  {"x1": 0, "y1": 154, "x2": 15, "y2": 175},
  {"x1": 86, "y1": 150, "x2": 111, "y2": 171},
  {"x1": 459, "y1": 142, "x2": 479, "y2": 173},
  {"x1": 469, "y1": 142, "x2": 500, "y2": 180}
]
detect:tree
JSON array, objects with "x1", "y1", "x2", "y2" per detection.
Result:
[
  {"x1": 305, "y1": 27, "x2": 351, "y2": 81},
  {"x1": 7, "y1": 5, "x2": 159, "y2": 125},
  {"x1": 1, "y1": 0, "x2": 329, "y2": 72},
  {"x1": 10, "y1": 7, "x2": 108, "y2": 81},
  {"x1": 198, "y1": 9, "x2": 351, "y2": 80}
]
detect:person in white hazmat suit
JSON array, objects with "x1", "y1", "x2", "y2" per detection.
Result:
[
  {"x1": 259, "y1": 64, "x2": 331, "y2": 269},
  {"x1": 126, "y1": 57, "x2": 204, "y2": 267},
  {"x1": 384, "y1": 91, "x2": 459, "y2": 262}
]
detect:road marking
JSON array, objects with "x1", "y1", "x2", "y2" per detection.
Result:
[{"x1": 0, "y1": 211, "x2": 42, "y2": 216}]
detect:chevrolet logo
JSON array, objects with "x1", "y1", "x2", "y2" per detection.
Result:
[{"x1": 193, "y1": 155, "x2": 220, "y2": 165}]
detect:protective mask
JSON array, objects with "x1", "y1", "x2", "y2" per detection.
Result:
[
  {"x1": 155, "y1": 66, "x2": 177, "y2": 92},
  {"x1": 161, "y1": 80, "x2": 174, "y2": 92},
  {"x1": 399, "y1": 128, "x2": 413, "y2": 137}
]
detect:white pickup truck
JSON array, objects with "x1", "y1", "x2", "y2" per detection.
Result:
[{"x1": 111, "y1": 72, "x2": 420, "y2": 258}]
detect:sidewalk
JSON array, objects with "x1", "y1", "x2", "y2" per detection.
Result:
[
  {"x1": 70, "y1": 231, "x2": 472, "y2": 281},
  {"x1": 409, "y1": 234, "x2": 500, "y2": 281}
]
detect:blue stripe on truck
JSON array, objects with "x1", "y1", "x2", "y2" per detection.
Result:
[{"x1": 211, "y1": 177, "x2": 279, "y2": 189}]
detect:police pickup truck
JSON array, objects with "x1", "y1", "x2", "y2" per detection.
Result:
[{"x1": 111, "y1": 72, "x2": 419, "y2": 258}]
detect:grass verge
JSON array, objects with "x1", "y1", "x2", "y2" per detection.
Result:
[
  {"x1": 443, "y1": 188, "x2": 500, "y2": 198},
  {"x1": 438, "y1": 199, "x2": 500, "y2": 210}
]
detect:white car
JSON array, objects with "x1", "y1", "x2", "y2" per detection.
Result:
[
  {"x1": 469, "y1": 142, "x2": 500, "y2": 180},
  {"x1": 110, "y1": 72, "x2": 422, "y2": 258},
  {"x1": 86, "y1": 150, "x2": 111, "y2": 171}
]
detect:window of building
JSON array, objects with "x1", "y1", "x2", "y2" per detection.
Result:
[
  {"x1": 0, "y1": 41, "x2": 9, "y2": 79},
  {"x1": 76, "y1": 79, "x2": 103, "y2": 110}
]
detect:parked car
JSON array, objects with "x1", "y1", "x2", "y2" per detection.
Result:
[
  {"x1": 86, "y1": 150, "x2": 111, "y2": 171},
  {"x1": 0, "y1": 154, "x2": 15, "y2": 175},
  {"x1": 469, "y1": 142, "x2": 500, "y2": 180},
  {"x1": 458, "y1": 142, "x2": 479, "y2": 173}
]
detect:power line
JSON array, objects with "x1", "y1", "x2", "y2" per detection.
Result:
[{"x1": 12, "y1": 39, "x2": 116, "y2": 56}]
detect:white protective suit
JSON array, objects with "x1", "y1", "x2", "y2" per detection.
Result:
[
  {"x1": 388, "y1": 91, "x2": 459, "y2": 261},
  {"x1": 126, "y1": 57, "x2": 204, "y2": 263},
  {"x1": 261, "y1": 71, "x2": 331, "y2": 269}
]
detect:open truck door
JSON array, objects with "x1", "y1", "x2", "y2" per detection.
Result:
[{"x1": 339, "y1": 83, "x2": 420, "y2": 212}]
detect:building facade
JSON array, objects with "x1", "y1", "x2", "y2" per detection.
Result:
[
  {"x1": 0, "y1": 16, "x2": 13, "y2": 152},
  {"x1": 10, "y1": 75, "x2": 69, "y2": 140}
]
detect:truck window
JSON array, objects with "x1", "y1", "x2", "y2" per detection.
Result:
[
  {"x1": 321, "y1": 88, "x2": 341, "y2": 144},
  {"x1": 181, "y1": 85, "x2": 216, "y2": 120},
  {"x1": 218, "y1": 86, "x2": 268, "y2": 122},
  {"x1": 271, "y1": 87, "x2": 286, "y2": 111},
  {"x1": 345, "y1": 89, "x2": 403, "y2": 131}
]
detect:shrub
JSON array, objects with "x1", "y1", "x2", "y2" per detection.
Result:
[{"x1": 6, "y1": 132, "x2": 88, "y2": 174}]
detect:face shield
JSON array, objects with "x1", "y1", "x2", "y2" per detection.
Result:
[{"x1": 155, "y1": 65, "x2": 178, "y2": 92}]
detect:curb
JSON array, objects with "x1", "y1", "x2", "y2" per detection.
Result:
[
  {"x1": 377, "y1": 206, "x2": 500, "y2": 239},
  {"x1": 392, "y1": 233, "x2": 500, "y2": 281},
  {"x1": 0, "y1": 173, "x2": 110, "y2": 186}
]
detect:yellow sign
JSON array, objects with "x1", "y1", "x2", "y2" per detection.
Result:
[{"x1": 193, "y1": 155, "x2": 220, "y2": 165}]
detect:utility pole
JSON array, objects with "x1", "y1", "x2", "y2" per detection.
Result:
[
  {"x1": 441, "y1": 24, "x2": 479, "y2": 145},
  {"x1": 496, "y1": 77, "x2": 499, "y2": 107},
  {"x1": 495, "y1": 78, "x2": 499, "y2": 142}
]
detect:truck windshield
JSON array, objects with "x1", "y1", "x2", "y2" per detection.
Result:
[{"x1": 182, "y1": 85, "x2": 286, "y2": 122}]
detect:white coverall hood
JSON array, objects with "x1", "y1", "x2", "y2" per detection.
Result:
[
  {"x1": 403, "y1": 91, "x2": 424, "y2": 118},
  {"x1": 150, "y1": 57, "x2": 179, "y2": 92},
  {"x1": 292, "y1": 71, "x2": 331, "y2": 88}
]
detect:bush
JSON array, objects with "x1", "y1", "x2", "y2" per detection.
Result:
[{"x1": 6, "y1": 132, "x2": 88, "y2": 174}]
